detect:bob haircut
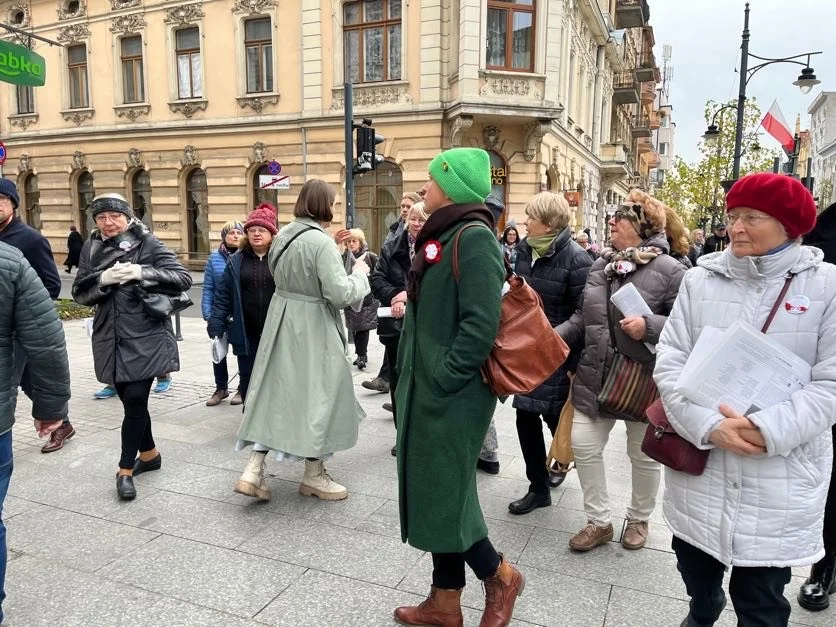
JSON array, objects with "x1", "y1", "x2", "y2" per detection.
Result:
[
  {"x1": 524, "y1": 192, "x2": 571, "y2": 232},
  {"x1": 348, "y1": 228, "x2": 367, "y2": 247},
  {"x1": 402, "y1": 191, "x2": 422, "y2": 204},
  {"x1": 407, "y1": 201, "x2": 429, "y2": 222},
  {"x1": 294, "y1": 179, "x2": 336, "y2": 223}
]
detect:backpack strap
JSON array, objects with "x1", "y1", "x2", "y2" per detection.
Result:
[{"x1": 452, "y1": 223, "x2": 510, "y2": 282}]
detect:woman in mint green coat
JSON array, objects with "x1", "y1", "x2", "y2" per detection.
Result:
[
  {"x1": 233, "y1": 179, "x2": 371, "y2": 503},
  {"x1": 393, "y1": 148, "x2": 525, "y2": 627}
]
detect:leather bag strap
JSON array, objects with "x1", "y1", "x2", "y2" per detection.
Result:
[
  {"x1": 275, "y1": 225, "x2": 315, "y2": 262},
  {"x1": 761, "y1": 274, "x2": 794, "y2": 333},
  {"x1": 604, "y1": 279, "x2": 621, "y2": 355},
  {"x1": 452, "y1": 223, "x2": 505, "y2": 281}
]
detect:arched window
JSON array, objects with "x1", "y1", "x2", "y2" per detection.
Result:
[
  {"x1": 354, "y1": 161, "x2": 402, "y2": 252},
  {"x1": 77, "y1": 171, "x2": 95, "y2": 238},
  {"x1": 132, "y1": 169, "x2": 152, "y2": 229},
  {"x1": 488, "y1": 151, "x2": 508, "y2": 232},
  {"x1": 186, "y1": 168, "x2": 210, "y2": 258},
  {"x1": 21, "y1": 174, "x2": 41, "y2": 230},
  {"x1": 252, "y1": 164, "x2": 278, "y2": 208}
]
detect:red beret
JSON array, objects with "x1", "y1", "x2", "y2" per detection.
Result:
[{"x1": 725, "y1": 172, "x2": 817, "y2": 239}]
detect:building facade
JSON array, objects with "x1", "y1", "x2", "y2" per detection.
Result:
[
  {"x1": 808, "y1": 91, "x2": 836, "y2": 208},
  {"x1": 1, "y1": 0, "x2": 661, "y2": 260}
]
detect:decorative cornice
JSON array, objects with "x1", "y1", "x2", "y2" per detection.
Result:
[
  {"x1": 482, "y1": 125, "x2": 501, "y2": 151},
  {"x1": 7, "y1": 113, "x2": 38, "y2": 131},
  {"x1": 168, "y1": 100, "x2": 207, "y2": 118},
  {"x1": 231, "y1": 0, "x2": 276, "y2": 15},
  {"x1": 110, "y1": 14, "x2": 146, "y2": 34},
  {"x1": 523, "y1": 120, "x2": 552, "y2": 161},
  {"x1": 114, "y1": 104, "x2": 150, "y2": 121},
  {"x1": 127, "y1": 148, "x2": 142, "y2": 168},
  {"x1": 164, "y1": 3, "x2": 204, "y2": 25},
  {"x1": 331, "y1": 84, "x2": 412, "y2": 110},
  {"x1": 181, "y1": 145, "x2": 199, "y2": 167},
  {"x1": 72, "y1": 150, "x2": 87, "y2": 171},
  {"x1": 8, "y1": 4, "x2": 31, "y2": 28},
  {"x1": 448, "y1": 115, "x2": 473, "y2": 148},
  {"x1": 17, "y1": 153, "x2": 31, "y2": 174},
  {"x1": 60, "y1": 108, "x2": 95, "y2": 126},
  {"x1": 236, "y1": 94, "x2": 279, "y2": 114},
  {"x1": 480, "y1": 75, "x2": 542, "y2": 99},
  {"x1": 57, "y1": 23, "x2": 91, "y2": 44},
  {"x1": 251, "y1": 142, "x2": 267, "y2": 164},
  {"x1": 110, "y1": 0, "x2": 140, "y2": 9},
  {"x1": 58, "y1": 0, "x2": 87, "y2": 21}
]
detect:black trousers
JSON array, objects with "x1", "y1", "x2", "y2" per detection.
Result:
[
  {"x1": 376, "y1": 350, "x2": 390, "y2": 382},
  {"x1": 516, "y1": 409, "x2": 559, "y2": 494},
  {"x1": 115, "y1": 379, "x2": 156, "y2": 470},
  {"x1": 353, "y1": 330, "x2": 369, "y2": 357},
  {"x1": 672, "y1": 536, "x2": 791, "y2": 627},
  {"x1": 822, "y1": 425, "x2": 836, "y2": 556},
  {"x1": 383, "y1": 337, "x2": 400, "y2": 425},
  {"x1": 237, "y1": 336, "x2": 261, "y2": 401},
  {"x1": 431, "y1": 537, "x2": 501, "y2": 590}
]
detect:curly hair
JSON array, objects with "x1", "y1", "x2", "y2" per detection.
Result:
[
  {"x1": 663, "y1": 206, "x2": 691, "y2": 257},
  {"x1": 625, "y1": 189, "x2": 667, "y2": 236}
]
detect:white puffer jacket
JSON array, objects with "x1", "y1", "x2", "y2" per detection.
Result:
[{"x1": 655, "y1": 244, "x2": 836, "y2": 567}]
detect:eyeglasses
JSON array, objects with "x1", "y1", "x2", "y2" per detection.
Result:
[
  {"x1": 612, "y1": 204, "x2": 641, "y2": 223},
  {"x1": 246, "y1": 227, "x2": 270, "y2": 235},
  {"x1": 724, "y1": 213, "x2": 772, "y2": 228},
  {"x1": 94, "y1": 212, "x2": 125, "y2": 223}
]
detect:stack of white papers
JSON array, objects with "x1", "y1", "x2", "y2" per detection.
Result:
[
  {"x1": 609, "y1": 282, "x2": 656, "y2": 354},
  {"x1": 674, "y1": 320, "x2": 811, "y2": 414}
]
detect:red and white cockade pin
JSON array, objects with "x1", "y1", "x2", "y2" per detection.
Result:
[
  {"x1": 424, "y1": 240, "x2": 442, "y2": 264},
  {"x1": 784, "y1": 294, "x2": 810, "y2": 314}
]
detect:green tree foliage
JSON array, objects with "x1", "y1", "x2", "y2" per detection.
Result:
[{"x1": 655, "y1": 98, "x2": 778, "y2": 229}]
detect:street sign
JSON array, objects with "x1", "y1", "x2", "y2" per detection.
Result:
[
  {"x1": 259, "y1": 174, "x2": 290, "y2": 190},
  {"x1": 267, "y1": 160, "x2": 281, "y2": 176},
  {"x1": 0, "y1": 40, "x2": 46, "y2": 87},
  {"x1": 0, "y1": 142, "x2": 7, "y2": 165}
]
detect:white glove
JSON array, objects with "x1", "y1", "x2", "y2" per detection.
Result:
[
  {"x1": 99, "y1": 267, "x2": 122, "y2": 286},
  {"x1": 113, "y1": 263, "x2": 144, "y2": 283}
]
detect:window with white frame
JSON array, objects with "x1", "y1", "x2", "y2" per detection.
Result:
[
  {"x1": 343, "y1": 0, "x2": 402, "y2": 84},
  {"x1": 175, "y1": 27, "x2": 202, "y2": 99},
  {"x1": 659, "y1": 142, "x2": 668, "y2": 155},
  {"x1": 67, "y1": 44, "x2": 89, "y2": 109},
  {"x1": 486, "y1": 0, "x2": 535, "y2": 72},
  {"x1": 16, "y1": 85, "x2": 34, "y2": 114},
  {"x1": 121, "y1": 36, "x2": 145, "y2": 104},
  {"x1": 245, "y1": 17, "x2": 273, "y2": 93}
]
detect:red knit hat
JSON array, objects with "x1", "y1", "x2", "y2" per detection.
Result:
[
  {"x1": 725, "y1": 173, "x2": 817, "y2": 239},
  {"x1": 244, "y1": 202, "x2": 278, "y2": 235}
]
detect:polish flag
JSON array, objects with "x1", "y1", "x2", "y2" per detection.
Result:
[{"x1": 761, "y1": 100, "x2": 795, "y2": 155}]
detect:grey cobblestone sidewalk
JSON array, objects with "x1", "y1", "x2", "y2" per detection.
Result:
[{"x1": 4, "y1": 318, "x2": 832, "y2": 626}]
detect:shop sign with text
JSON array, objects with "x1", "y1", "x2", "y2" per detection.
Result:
[{"x1": 0, "y1": 41, "x2": 45, "y2": 87}]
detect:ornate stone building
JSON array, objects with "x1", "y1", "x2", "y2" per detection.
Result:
[{"x1": 0, "y1": 0, "x2": 660, "y2": 259}]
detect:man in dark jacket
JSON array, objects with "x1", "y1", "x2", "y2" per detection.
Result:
[
  {"x1": 0, "y1": 178, "x2": 75, "y2": 453},
  {"x1": 702, "y1": 223, "x2": 730, "y2": 255},
  {"x1": 0, "y1": 241, "x2": 71, "y2": 622},
  {"x1": 65, "y1": 225, "x2": 84, "y2": 272}
]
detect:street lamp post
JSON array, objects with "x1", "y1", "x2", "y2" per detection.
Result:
[{"x1": 730, "y1": 2, "x2": 821, "y2": 181}]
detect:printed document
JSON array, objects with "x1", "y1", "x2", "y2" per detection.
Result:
[
  {"x1": 675, "y1": 320, "x2": 810, "y2": 414},
  {"x1": 609, "y1": 282, "x2": 656, "y2": 354}
]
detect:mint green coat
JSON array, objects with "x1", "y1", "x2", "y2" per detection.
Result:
[
  {"x1": 396, "y1": 221, "x2": 504, "y2": 553},
  {"x1": 237, "y1": 218, "x2": 370, "y2": 457}
]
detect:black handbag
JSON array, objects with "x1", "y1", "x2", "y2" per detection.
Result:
[{"x1": 140, "y1": 290, "x2": 193, "y2": 320}]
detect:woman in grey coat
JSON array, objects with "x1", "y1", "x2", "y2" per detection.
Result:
[
  {"x1": 72, "y1": 194, "x2": 192, "y2": 500},
  {"x1": 556, "y1": 189, "x2": 685, "y2": 553}
]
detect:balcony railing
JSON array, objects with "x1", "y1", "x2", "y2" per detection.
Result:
[
  {"x1": 649, "y1": 111, "x2": 661, "y2": 130},
  {"x1": 613, "y1": 71, "x2": 639, "y2": 105},
  {"x1": 616, "y1": 0, "x2": 650, "y2": 29},
  {"x1": 640, "y1": 82, "x2": 656, "y2": 104},
  {"x1": 646, "y1": 151, "x2": 662, "y2": 169},
  {"x1": 636, "y1": 51, "x2": 660, "y2": 83},
  {"x1": 632, "y1": 114, "x2": 651, "y2": 138}
]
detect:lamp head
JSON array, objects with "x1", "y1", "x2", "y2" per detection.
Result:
[
  {"x1": 793, "y1": 67, "x2": 820, "y2": 95},
  {"x1": 703, "y1": 124, "x2": 721, "y2": 145}
]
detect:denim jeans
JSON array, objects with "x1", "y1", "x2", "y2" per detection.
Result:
[{"x1": 0, "y1": 430, "x2": 14, "y2": 623}]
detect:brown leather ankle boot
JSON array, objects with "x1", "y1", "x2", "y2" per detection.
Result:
[
  {"x1": 393, "y1": 586, "x2": 463, "y2": 626},
  {"x1": 479, "y1": 556, "x2": 525, "y2": 627}
]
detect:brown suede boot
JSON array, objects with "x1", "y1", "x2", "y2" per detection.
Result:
[
  {"x1": 393, "y1": 586, "x2": 463, "y2": 627},
  {"x1": 480, "y1": 556, "x2": 525, "y2": 627}
]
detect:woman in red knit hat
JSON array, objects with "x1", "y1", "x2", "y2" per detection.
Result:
[{"x1": 655, "y1": 172, "x2": 836, "y2": 626}]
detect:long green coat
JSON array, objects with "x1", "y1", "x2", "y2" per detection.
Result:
[
  {"x1": 237, "y1": 218, "x2": 370, "y2": 457},
  {"x1": 396, "y1": 220, "x2": 504, "y2": 553}
]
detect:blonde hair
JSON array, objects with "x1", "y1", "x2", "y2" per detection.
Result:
[
  {"x1": 664, "y1": 206, "x2": 691, "y2": 257},
  {"x1": 402, "y1": 192, "x2": 422, "y2": 204},
  {"x1": 407, "y1": 201, "x2": 429, "y2": 221},
  {"x1": 348, "y1": 228, "x2": 366, "y2": 247},
  {"x1": 689, "y1": 228, "x2": 704, "y2": 244},
  {"x1": 625, "y1": 189, "x2": 667, "y2": 235},
  {"x1": 524, "y1": 192, "x2": 571, "y2": 232}
]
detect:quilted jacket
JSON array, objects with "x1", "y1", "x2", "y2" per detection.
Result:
[
  {"x1": 654, "y1": 244, "x2": 836, "y2": 567},
  {"x1": 202, "y1": 248, "x2": 231, "y2": 320}
]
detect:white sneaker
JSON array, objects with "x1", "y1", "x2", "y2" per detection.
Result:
[
  {"x1": 234, "y1": 451, "x2": 271, "y2": 500},
  {"x1": 299, "y1": 459, "x2": 348, "y2": 500}
]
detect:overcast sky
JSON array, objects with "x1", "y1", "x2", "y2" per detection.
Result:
[{"x1": 650, "y1": 0, "x2": 835, "y2": 163}]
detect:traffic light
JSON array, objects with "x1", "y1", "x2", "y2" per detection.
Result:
[{"x1": 354, "y1": 118, "x2": 384, "y2": 174}]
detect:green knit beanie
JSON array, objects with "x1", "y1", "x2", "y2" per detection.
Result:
[{"x1": 427, "y1": 148, "x2": 491, "y2": 204}]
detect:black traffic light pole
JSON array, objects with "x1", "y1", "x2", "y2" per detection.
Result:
[{"x1": 344, "y1": 82, "x2": 355, "y2": 229}]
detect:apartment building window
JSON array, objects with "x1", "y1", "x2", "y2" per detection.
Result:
[
  {"x1": 245, "y1": 17, "x2": 273, "y2": 93},
  {"x1": 77, "y1": 171, "x2": 95, "y2": 238},
  {"x1": 121, "y1": 36, "x2": 145, "y2": 104},
  {"x1": 343, "y1": 0, "x2": 402, "y2": 83},
  {"x1": 659, "y1": 142, "x2": 668, "y2": 156},
  {"x1": 176, "y1": 27, "x2": 202, "y2": 99},
  {"x1": 186, "y1": 168, "x2": 210, "y2": 258},
  {"x1": 16, "y1": 86, "x2": 34, "y2": 114},
  {"x1": 661, "y1": 115, "x2": 670, "y2": 128},
  {"x1": 67, "y1": 44, "x2": 89, "y2": 109},
  {"x1": 486, "y1": 0, "x2": 535, "y2": 72}
]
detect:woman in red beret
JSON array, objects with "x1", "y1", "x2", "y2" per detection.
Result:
[{"x1": 654, "y1": 172, "x2": 836, "y2": 626}]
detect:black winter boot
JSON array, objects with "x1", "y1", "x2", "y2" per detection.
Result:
[{"x1": 798, "y1": 553, "x2": 836, "y2": 612}]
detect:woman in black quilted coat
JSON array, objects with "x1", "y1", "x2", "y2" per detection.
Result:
[
  {"x1": 508, "y1": 192, "x2": 592, "y2": 515},
  {"x1": 342, "y1": 229, "x2": 378, "y2": 370}
]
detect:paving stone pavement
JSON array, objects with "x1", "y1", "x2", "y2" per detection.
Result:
[{"x1": 4, "y1": 317, "x2": 833, "y2": 626}]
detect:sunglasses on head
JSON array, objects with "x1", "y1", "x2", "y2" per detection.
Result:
[{"x1": 613, "y1": 204, "x2": 642, "y2": 222}]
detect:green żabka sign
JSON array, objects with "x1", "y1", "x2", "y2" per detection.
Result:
[{"x1": 0, "y1": 40, "x2": 45, "y2": 87}]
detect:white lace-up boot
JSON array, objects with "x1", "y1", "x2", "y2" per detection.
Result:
[
  {"x1": 234, "y1": 451, "x2": 271, "y2": 500},
  {"x1": 299, "y1": 459, "x2": 348, "y2": 500}
]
